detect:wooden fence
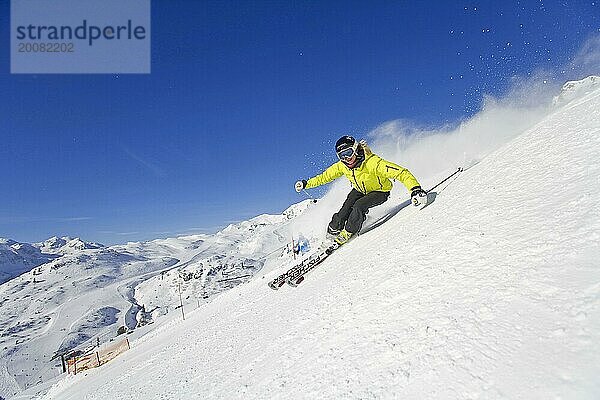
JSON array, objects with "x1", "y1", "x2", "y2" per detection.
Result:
[{"x1": 67, "y1": 337, "x2": 130, "y2": 374}]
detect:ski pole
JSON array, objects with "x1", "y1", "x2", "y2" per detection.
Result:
[
  {"x1": 426, "y1": 167, "x2": 463, "y2": 193},
  {"x1": 301, "y1": 189, "x2": 318, "y2": 203}
]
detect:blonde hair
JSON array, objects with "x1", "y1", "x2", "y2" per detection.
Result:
[{"x1": 359, "y1": 139, "x2": 372, "y2": 156}]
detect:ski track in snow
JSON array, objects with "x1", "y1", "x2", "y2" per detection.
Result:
[{"x1": 38, "y1": 87, "x2": 600, "y2": 399}]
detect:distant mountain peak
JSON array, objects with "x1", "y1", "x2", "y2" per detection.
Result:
[
  {"x1": 0, "y1": 238, "x2": 57, "y2": 284},
  {"x1": 282, "y1": 199, "x2": 317, "y2": 219},
  {"x1": 36, "y1": 236, "x2": 104, "y2": 254},
  {"x1": 0, "y1": 238, "x2": 18, "y2": 246}
]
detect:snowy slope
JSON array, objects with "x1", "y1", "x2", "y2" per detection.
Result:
[
  {"x1": 39, "y1": 81, "x2": 600, "y2": 399},
  {"x1": 0, "y1": 202, "x2": 315, "y2": 399},
  {"x1": 553, "y1": 75, "x2": 600, "y2": 106}
]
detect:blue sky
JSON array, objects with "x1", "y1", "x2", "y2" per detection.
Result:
[{"x1": 1, "y1": 1, "x2": 598, "y2": 245}]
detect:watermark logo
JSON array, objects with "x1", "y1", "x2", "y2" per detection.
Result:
[{"x1": 11, "y1": 0, "x2": 151, "y2": 74}]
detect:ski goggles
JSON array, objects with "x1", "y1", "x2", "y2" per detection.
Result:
[{"x1": 336, "y1": 142, "x2": 358, "y2": 160}]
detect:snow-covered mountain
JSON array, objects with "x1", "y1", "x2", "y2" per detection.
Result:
[
  {"x1": 0, "y1": 239, "x2": 56, "y2": 285},
  {"x1": 34, "y1": 237, "x2": 104, "y2": 256},
  {"x1": 2, "y1": 76, "x2": 599, "y2": 400},
  {"x1": 0, "y1": 237, "x2": 106, "y2": 285},
  {"x1": 0, "y1": 201, "x2": 315, "y2": 399}
]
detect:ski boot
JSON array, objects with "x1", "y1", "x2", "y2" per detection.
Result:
[{"x1": 334, "y1": 229, "x2": 353, "y2": 246}]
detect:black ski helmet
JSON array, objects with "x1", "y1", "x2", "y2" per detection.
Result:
[{"x1": 335, "y1": 135, "x2": 356, "y2": 153}]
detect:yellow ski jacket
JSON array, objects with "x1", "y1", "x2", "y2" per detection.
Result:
[{"x1": 306, "y1": 152, "x2": 421, "y2": 194}]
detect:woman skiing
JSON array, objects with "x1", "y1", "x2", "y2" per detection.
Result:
[{"x1": 295, "y1": 135, "x2": 427, "y2": 245}]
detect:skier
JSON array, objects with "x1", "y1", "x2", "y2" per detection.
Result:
[{"x1": 295, "y1": 135, "x2": 427, "y2": 245}]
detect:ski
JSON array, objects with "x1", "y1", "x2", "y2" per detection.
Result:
[
  {"x1": 268, "y1": 242, "x2": 338, "y2": 290},
  {"x1": 285, "y1": 243, "x2": 338, "y2": 287}
]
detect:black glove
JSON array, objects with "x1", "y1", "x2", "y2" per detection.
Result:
[{"x1": 410, "y1": 186, "x2": 427, "y2": 206}]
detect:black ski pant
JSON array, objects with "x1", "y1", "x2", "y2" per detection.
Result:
[{"x1": 328, "y1": 189, "x2": 390, "y2": 235}]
